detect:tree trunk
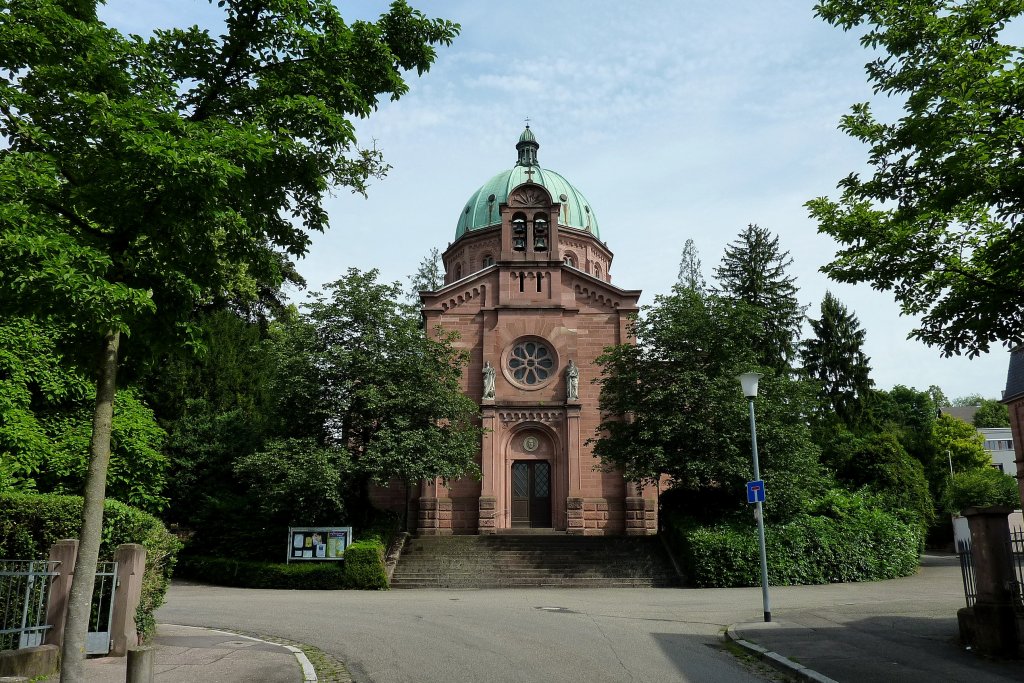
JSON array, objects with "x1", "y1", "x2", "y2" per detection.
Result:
[{"x1": 60, "y1": 330, "x2": 120, "y2": 683}]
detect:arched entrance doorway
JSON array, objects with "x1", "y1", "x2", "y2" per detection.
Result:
[{"x1": 507, "y1": 429, "x2": 554, "y2": 529}]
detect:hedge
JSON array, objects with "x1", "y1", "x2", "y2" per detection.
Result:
[
  {"x1": 177, "y1": 538, "x2": 388, "y2": 590},
  {"x1": 0, "y1": 492, "x2": 181, "y2": 642},
  {"x1": 670, "y1": 503, "x2": 920, "y2": 587}
]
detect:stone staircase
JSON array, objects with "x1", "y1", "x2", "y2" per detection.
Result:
[{"x1": 390, "y1": 534, "x2": 678, "y2": 589}]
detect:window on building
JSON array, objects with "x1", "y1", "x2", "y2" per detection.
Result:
[
  {"x1": 482, "y1": 255, "x2": 495, "y2": 268},
  {"x1": 536, "y1": 272, "x2": 543, "y2": 292},
  {"x1": 594, "y1": 263, "x2": 602, "y2": 279},
  {"x1": 533, "y1": 213, "x2": 549, "y2": 251},
  {"x1": 511, "y1": 213, "x2": 527, "y2": 251},
  {"x1": 507, "y1": 340, "x2": 554, "y2": 386},
  {"x1": 454, "y1": 263, "x2": 463, "y2": 280},
  {"x1": 563, "y1": 254, "x2": 576, "y2": 268}
]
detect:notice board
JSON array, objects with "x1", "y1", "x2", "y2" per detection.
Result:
[{"x1": 287, "y1": 526, "x2": 352, "y2": 562}]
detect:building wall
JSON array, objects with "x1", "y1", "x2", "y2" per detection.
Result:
[
  {"x1": 981, "y1": 427, "x2": 1016, "y2": 476},
  {"x1": 372, "y1": 181, "x2": 657, "y2": 536}
]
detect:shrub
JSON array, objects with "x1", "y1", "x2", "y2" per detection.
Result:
[
  {"x1": 177, "y1": 538, "x2": 388, "y2": 590},
  {"x1": 942, "y1": 468, "x2": 1021, "y2": 515},
  {"x1": 669, "y1": 490, "x2": 920, "y2": 587},
  {"x1": 342, "y1": 540, "x2": 388, "y2": 590},
  {"x1": 177, "y1": 556, "x2": 347, "y2": 589},
  {"x1": 0, "y1": 492, "x2": 180, "y2": 642}
]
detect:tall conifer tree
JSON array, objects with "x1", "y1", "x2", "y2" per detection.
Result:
[
  {"x1": 407, "y1": 247, "x2": 444, "y2": 303},
  {"x1": 675, "y1": 238, "x2": 706, "y2": 293},
  {"x1": 800, "y1": 291, "x2": 873, "y2": 426},
  {"x1": 713, "y1": 224, "x2": 804, "y2": 370}
]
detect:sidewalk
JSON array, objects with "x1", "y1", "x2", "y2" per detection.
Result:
[
  {"x1": 729, "y1": 616, "x2": 1024, "y2": 683},
  {"x1": 39, "y1": 624, "x2": 311, "y2": 683}
]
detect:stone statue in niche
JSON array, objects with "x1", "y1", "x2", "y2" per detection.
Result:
[
  {"x1": 566, "y1": 360, "x2": 579, "y2": 400},
  {"x1": 482, "y1": 361, "x2": 496, "y2": 400}
]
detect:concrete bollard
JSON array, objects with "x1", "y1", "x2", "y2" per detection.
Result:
[{"x1": 126, "y1": 646, "x2": 154, "y2": 683}]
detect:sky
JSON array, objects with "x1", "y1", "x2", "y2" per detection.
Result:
[{"x1": 101, "y1": 0, "x2": 1017, "y2": 402}]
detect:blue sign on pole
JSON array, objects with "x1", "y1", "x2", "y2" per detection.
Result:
[{"x1": 746, "y1": 480, "x2": 765, "y2": 504}]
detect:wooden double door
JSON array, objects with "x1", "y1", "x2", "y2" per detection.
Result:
[{"x1": 511, "y1": 461, "x2": 552, "y2": 528}]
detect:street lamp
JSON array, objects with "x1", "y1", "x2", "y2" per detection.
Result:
[{"x1": 738, "y1": 371, "x2": 771, "y2": 623}]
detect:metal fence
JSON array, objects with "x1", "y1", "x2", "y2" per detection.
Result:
[
  {"x1": 86, "y1": 561, "x2": 118, "y2": 655},
  {"x1": 0, "y1": 560, "x2": 60, "y2": 650},
  {"x1": 957, "y1": 527, "x2": 1024, "y2": 613},
  {"x1": 957, "y1": 539, "x2": 977, "y2": 608},
  {"x1": 1011, "y1": 527, "x2": 1024, "y2": 615}
]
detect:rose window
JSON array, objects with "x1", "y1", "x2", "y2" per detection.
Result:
[{"x1": 508, "y1": 341, "x2": 554, "y2": 385}]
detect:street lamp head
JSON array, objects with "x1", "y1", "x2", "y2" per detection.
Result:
[{"x1": 738, "y1": 372, "x2": 764, "y2": 399}]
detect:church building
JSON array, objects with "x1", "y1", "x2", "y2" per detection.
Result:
[{"x1": 375, "y1": 128, "x2": 659, "y2": 536}]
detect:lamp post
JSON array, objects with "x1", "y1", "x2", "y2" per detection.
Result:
[{"x1": 738, "y1": 372, "x2": 771, "y2": 623}]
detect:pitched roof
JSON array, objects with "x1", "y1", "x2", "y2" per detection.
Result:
[{"x1": 1004, "y1": 346, "x2": 1024, "y2": 403}]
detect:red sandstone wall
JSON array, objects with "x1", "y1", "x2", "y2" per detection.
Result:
[{"x1": 1009, "y1": 398, "x2": 1024, "y2": 504}]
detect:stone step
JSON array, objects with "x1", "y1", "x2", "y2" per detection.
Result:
[
  {"x1": 391, "y1": 534, "x2": 677, "y2": 589},
  {"x1": 391, "y1": 578, "x2": 670, "y2": 589}
]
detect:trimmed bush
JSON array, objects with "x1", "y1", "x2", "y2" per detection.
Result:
[
  {"x1": 670, "y1": 491, "x2": 920, "y2": 587},
  {"x1": 342, "y1": 540, "x2": 388, "y2": 590},
  {"x1": 0, "y1": 492, "x2": 180, "y2": 642},
  {"x1": 176, "y1": 538, "x2": 388, "y2": 590},
  {"x1": 177, "y1": 556, "x2": 346, "y2": 589}
]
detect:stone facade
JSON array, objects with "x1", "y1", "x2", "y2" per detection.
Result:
[
  {"x1": 370, "y1": 132, "x2": 658, "y2": 535},
  {"x1": 1003, "y1": 346, "x2": 1024, "y2": 502}
]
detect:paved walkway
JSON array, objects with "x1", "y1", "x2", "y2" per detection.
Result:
[
  {"x1": 33, "y1": 552, "x2": 1011, "y2": 682},
  {"x1": 38, "y1": 624, "x2": 309, "y2": 683},
  {"x1": 729, "y1": 553, "x2": 1024, "y2": 683}
]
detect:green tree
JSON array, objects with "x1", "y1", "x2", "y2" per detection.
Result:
[
  {"x1": 839, "y1": 432, "x2": 935, "y2": 532},
  {"x1": 941, "y1": 467, "x2": 1020, "y2": 515},
  {"x1": 714, "y1": 224, "x2": 805, "y2": 370},
  {"x1": 928, "y1": 385, "x2": 949, "y2": 410},
  {"x1": 800, "y1": 291, "x2": 873, "y2": 426},
  {"x1": 0, "y1": 1, "x2": 458, "y2": 674},
  {"x1": 407, "y1": 246, "x2": 444, "y2": 303},
  {"x1": 0, "y1": 319, "x2": 167, "y2": 510},
  {"x1": 973, "y1": 399, "x2": 1010, "y2": 428},
  {"x1": 933, "y1": 413, "x2": 990, "y2": 473},
  {"x1": 307, "y1": 269, "x2": 482, "y2": 490},
  {"x1": 809, "y1": 0, "x2": 1024, "y2": 357},
  {"x1": 594, "y1": 288, "x2": 824, "y2": 523},
  {"x1": 676, "y1": 238, "x2": 706, "y2": 293}
]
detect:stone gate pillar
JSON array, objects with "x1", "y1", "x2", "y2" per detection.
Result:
[{"x1": 960, "y1": 506, "x2": 1019, "y2": 656}]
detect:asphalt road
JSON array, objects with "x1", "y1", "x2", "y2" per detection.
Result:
[{"x1": 156, "y1": 554, "x2": 1011, "y2": 683}]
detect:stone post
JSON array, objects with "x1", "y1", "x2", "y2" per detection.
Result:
[
  {"x1": 127, "y1": 646, "x2": 154, "y2": 683},
  {"x1": 110, "y1": 544, "x2": 147, "y2": 656},
  {"x1": 43, "y1": 539, "x2": 78, "y2": 648},
  {"x1": 963, "y1": 506, "x2": 1019, "y2": 657}
]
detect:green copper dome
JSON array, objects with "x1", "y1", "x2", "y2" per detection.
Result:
[{"x1": 455, "y1": 127, "x2": 600, "y2": 239}]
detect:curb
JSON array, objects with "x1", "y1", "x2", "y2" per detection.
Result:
[
  {"x1": 725, "y1": 625, "x2": 839, "y2": 683},
  {"x1": 208, "y1": 628, "x2": 318, "y2": 681}
]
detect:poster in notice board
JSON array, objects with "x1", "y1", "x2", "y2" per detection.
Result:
[{"x1": 287, "y1": 527, "x2": 352, "y2": 562}]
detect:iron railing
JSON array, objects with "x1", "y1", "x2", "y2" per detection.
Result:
[
  {"x1": 86, "y1": 561, "x2": 118, "y2": 655},
  {"x1": 0, "y1": 560, "x2": 60, "y2": 650},
  {"x1": 1010, "y1": 527, "x2": 1024, "y2": 614},
  {"x1": 957, "y1": 539, "x2": 976, "y2": 608}
]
